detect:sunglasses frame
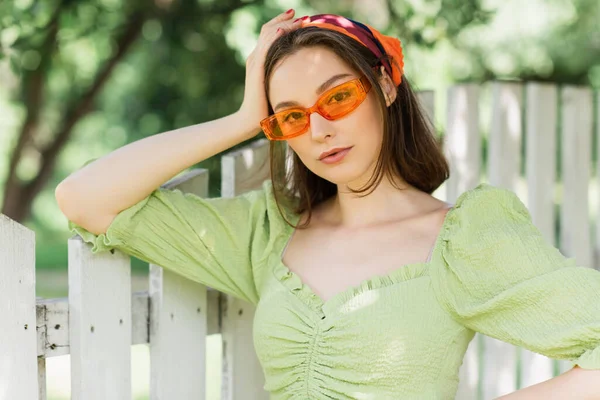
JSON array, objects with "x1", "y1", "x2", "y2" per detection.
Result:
[{"x1": 261, "y1": 67, "x2": 379, "y2": 141}]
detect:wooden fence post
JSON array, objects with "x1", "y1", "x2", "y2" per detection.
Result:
[
  {"x1": 68, "y1": 231, "x2": 132, "y2": 400},
  {"x1": 558, "y1": 85, "x2": 594, "y2": 374},
  {"x1": 522, "y1": 81, "x2": 559, "y2": 387},
  {"x1": 445, "y1": 84, "x2": 482, "y2": 202},
  {"x1": 446, "y1": 83, "x2": 482, "y2": 400},
  {"x1": 220, "y1": 139, "x2": 270, "y2": 400},
  {"x1": 596, "y1": 89, "x2": 600, "y2": 272},
  {"x1": 486, "y1": 81, "x2": 524, "y2": 398},
  {"x1": 0, "y1": 214, "x2": 39, "y2": 400},
  {"x1": 149, "y1": 169, "x2": 210, "y2": 400}
]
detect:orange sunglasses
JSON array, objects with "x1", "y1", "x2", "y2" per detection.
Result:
[{"x1": 260, "y1": 69, "x2": 377, "y2": 141}]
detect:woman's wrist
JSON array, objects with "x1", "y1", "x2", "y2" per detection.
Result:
[{"x1": 231, "y1": 109, "x2": 264, "y2": 141}]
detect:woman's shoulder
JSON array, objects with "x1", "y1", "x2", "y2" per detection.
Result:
[
  {"x1": 449, "y1": 182, "x2": 529, "y2": 218},
  {"x1": 431, "y1": 183, "x2": 542, "y2": 286},
  {"x1": 440, "y1": 182, "x2": 532, "y2": 243},
  {"x1": 166, "y1": 178, "x2": 298, "y2": 234}
]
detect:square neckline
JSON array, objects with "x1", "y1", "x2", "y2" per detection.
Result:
[{"x1": 275, "y1": 202, "x2": 455, "y2": 314}]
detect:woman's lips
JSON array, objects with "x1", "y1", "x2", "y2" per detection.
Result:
[{"x1": 319, "y1": 147, "x2": 353, "y2": 164}]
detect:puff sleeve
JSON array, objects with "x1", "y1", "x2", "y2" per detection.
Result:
[
  {"x1": 66, "y1": 160, "x2": 284, "y2": 305},
  {"x1": 430, "y1": 183, "x2": 600, "y2": 369}
]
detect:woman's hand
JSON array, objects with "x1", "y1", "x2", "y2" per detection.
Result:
[{"x1": 238, "y1": 9, "x2": 305, "y2": 129}]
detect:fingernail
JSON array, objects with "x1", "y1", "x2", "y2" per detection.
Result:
[
  {"x1": 286, "y1": 9, "x2": 293, "y2": 14},
  {"x1": 293, "y1": 17, "x2": 301, "y2": 23},
  {"x1": 276, "y1": 28, "x2": 282, "y2": 33}
]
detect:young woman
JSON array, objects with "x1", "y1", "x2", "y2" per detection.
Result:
[{"x1": 56, "y1": 10, "x2": 600, "y2": 399}]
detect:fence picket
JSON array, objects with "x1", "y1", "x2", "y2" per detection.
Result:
[
  {"x1": 558, "y1": 85, "x2": 594, "y2": 374},
  {"x1": 522, "y1": 82, "x2": 559, "y2": 387},
  {"x1": 445, "y1": 84, "x2": 482, "y2": 202},
  {"x1": 220, "y1": 139, "x2": 271, "y2": 400},
  {"x1": 597, "y1": 91, "x2": 600, "y2": 272},
  {"x1": 68, "y1": 234, "x2": 131, "y2": 400},
  {"x1": 149, "y1": 169, "x2": 210, "y2": 400},
  {"x1": 560, "y1": 86, "x2": 594, "y2": 269},
  {"x1": 446, "y1": 84, "x2": 482, "y2": 400},
  {"x1": 485, "y1": 82, "x2": 524, "y2": 398},
  {"x1": 488, "y1": 82, "x2": 523, "y2": 189},
  {"x1": 0, "y1": 215, "x2": 39, "y2": 400},
  {"x1": 525, "y1": 83, "x2": 558, "y2": 244},
  {"x1": 417, "y1": 90, "x2": 435, "y2": 130}
]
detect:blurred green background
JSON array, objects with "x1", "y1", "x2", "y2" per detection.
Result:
[
  {"x1": 1, "y1": 0, "x2": 599, "y2": 398},
  {"x1": 2, "y1": 0, "x2": 599, "y2": 278}
]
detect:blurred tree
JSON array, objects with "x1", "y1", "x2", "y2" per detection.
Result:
[
  {"x1": 0, "y1": 0, "x2": 260, "y2": 222},
  {"x1": 0, "y1": 0, "x2": 495, "y2": 223},
  {"x1": 436, "y1": 0, "x2": 600, "y2": 84},
  {"x1": 1, "y1": 0, "x2": 596, "y2": 226},
  {"x1": 3, "y1": 0, "x2": 143, "y2": 222}
]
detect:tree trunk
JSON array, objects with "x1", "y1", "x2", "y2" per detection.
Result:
[{"x1": 1, "y1": 9, "x2": 146, "y2": 222}]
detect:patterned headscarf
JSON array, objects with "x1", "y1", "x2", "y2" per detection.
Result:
[{"x1": 300, "y1": 14, "x2": 405, "y2": 87}]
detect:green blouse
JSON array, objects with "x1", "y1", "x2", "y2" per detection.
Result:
[{"x1": 68, "y1": 179, "x2": 600, "y2": 399}]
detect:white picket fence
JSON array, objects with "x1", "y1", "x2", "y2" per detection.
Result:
[{"x1": 1, "y1": 81, "x2": 598, "y2": 400}]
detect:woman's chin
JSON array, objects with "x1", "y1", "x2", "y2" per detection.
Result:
[{"x1": 315, "y1": 169, "x2": 371, "y2": 188}]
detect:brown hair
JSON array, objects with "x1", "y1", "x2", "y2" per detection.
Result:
[{"x1": 264, "y1": 27, "x2": 449, "y2": 229}]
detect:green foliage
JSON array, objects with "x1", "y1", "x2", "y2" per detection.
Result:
[
  {"x1": 1, "y1": 0, "x2": 598, "y2": 272},
  {"x1": 443, "y1": 0, "x2": 600, "y2": 84}
]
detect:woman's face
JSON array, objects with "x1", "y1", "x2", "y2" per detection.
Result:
[{"x1": 268, "y1": 46, "x2": 385, "y2": 188}]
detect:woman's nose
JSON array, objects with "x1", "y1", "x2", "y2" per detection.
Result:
[{"x1": 309, "y1": 112, "x2": 335, "y2": 141}]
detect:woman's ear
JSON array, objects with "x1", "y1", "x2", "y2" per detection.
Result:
[{"x1": 378, "y1": 65, "x2": 397, "y2": 107}]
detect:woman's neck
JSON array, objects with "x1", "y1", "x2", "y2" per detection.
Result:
[{"x1": 315, "y1": 176, "x2": 428, "y2": 229}]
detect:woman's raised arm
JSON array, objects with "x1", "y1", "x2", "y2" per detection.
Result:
[
  {"x1": 55, "y1": 111, "x2": 258, "y2": 235},
  {"x1": 56, "y1": 9, "x2": 304, "y2": 236}
]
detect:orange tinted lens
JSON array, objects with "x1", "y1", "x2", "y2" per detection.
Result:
[
  {"x1": 318, "y1": 81, "x2": 363, "y2": 118},
  {"x1": 262, "y1": 79, "x2": 367, "y2": 140},
  {"x1": 267, "y1": 109, "x2": 308, "y2": 138}
]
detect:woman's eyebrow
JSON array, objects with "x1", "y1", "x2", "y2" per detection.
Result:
[{"x1": 273, "y1": 73, "x2": 353, "y2": 112}]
